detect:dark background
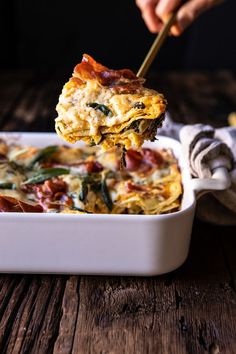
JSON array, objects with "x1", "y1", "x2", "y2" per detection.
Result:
[{"x1": 0, "y1": 0, "x2": 236, "y2": 75}]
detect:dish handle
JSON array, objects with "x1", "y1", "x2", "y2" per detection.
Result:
[{"x1": 191, "y1": 167, "x2": 231, "y2": 199}]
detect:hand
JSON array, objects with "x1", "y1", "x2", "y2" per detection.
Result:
[{"x1": 136, "y1": 0, "x2": 223, "y2": 36}]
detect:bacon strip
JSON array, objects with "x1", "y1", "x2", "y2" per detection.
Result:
[
  {"x1": 21, "y1": 177, "x2": 72, "y2": 211},
  {"x1": 0, "y1": 196, "x2": 43, "y2": 213},
  {"x1": 125, "y1": 148, "x2": 164, "y2": 173},
  {"x1": 73, "y1": 54, "x2": 144, "y2": 88}
]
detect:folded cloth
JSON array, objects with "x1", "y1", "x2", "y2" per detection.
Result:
[{"x1": 159, "y1": 114, "x2": 236, "y2": 225}]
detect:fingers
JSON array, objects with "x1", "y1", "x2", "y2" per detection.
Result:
[
  {"x1": 136, "y1": 0, "x2": 162, "y2": 32},
  {"x1": 156, "y1": 0, "x2": 182, "y2": 19},
  {"x1": 171, "y1": 0, "x2": 220, "y2": 35},
  {"x1": 142, "y1": 5, "x2": 163, "y2": 32},
  {"x1": 136, "y1": 0, "x2": 223, "y2": 36},
  {"x1": 157, "y1": 0, "x2": 223, "y2": 36}
]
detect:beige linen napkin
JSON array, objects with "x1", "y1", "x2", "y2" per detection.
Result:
[{"x1": 159, "y1": 115, "x2": 236, "y2": 225}]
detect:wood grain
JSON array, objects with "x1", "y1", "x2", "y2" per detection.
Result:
[
  {"x1": 69, "y1": 222, "x2": 236, "y2": 354},
  {"x1": 0, "y1": 71, "x2": 236, "y2": 354},
  {"x1": 53, "y1": 276, "x2": 80, "y2": 354},
  {"x1": 149, "y1": 71, "x2": 236, "y2": 127}
]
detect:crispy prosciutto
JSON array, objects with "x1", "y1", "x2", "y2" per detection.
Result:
[
  {"x1": 21, "y1": 178, "x2": 73, "y2": 211},
  {"x1": 73, "y1": 54, "x2": 142, "y2": 90},
  {"x1": 0, "y1": 196, "x2": 43, "y2": 213},
  {"x1": 125, "y1": 148, "x2": 164, "y2": 172}
]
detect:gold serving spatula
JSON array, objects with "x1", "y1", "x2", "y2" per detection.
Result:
[{"x1": 137, "y1": 12, "x2": 177, "y2": 78}]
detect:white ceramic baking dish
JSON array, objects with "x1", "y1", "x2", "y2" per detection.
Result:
[{"x1": 0, "y1": 133, "x2": 231, "y2": 275}]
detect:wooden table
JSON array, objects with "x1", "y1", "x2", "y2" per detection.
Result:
[{"x1": 0, "y1": 70, "x2": 236, "y2": 354}]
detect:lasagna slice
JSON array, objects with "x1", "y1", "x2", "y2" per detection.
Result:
[{"x1": 55, "y1": 54, "x2": 166, "y2": 150}]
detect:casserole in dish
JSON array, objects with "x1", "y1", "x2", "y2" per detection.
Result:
[
  {"x1": 0, "y1": 133, "x2": 230, "y2": 275},
  {"x1": 0, "y1": 137, "x2": 182, "y2": 215}
]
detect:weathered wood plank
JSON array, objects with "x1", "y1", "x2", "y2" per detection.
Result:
[
  {"x1": 149, "y1": 71, "x2": 236, "y2": 127},
  {"x1": 0, "y1": 276, "x2": 19, "y2": 322},
  {"x1": 53, "y1": 276, "x2": 80, "y2": 354},
  {"x1": 3, "y1": 276, "x2": 40, "y2": 354},
  {"x1": 2, "y1": 82, "x2": 49, "y2": 132},
  {"x1": 171, "y1": 222, "x2": 236, "y2": 354},
  {"x1": 27, "y1": 79, "x2": 62, "y2": 132},
  {"x1": 29, "y1": 276, "x2": 66, "y2": 354},
  {"x1": 70, "y1": 221, "x2": 236, "y2": 354},
  {"x1": 0, "y1": 72, "x2": 62, "y2": 132},
  {"x1": 219, "y1": 226, "x2": 236, "y2": 292},
  {"x1": 3, "y1": 276, "x2": 58, "y2": 354},
  {"x1": 0, "y1": 71, "x2": 33, "y2": 129},
  {"x1": 0, "y1": 276, "x2": 31, "y2": 349}
]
